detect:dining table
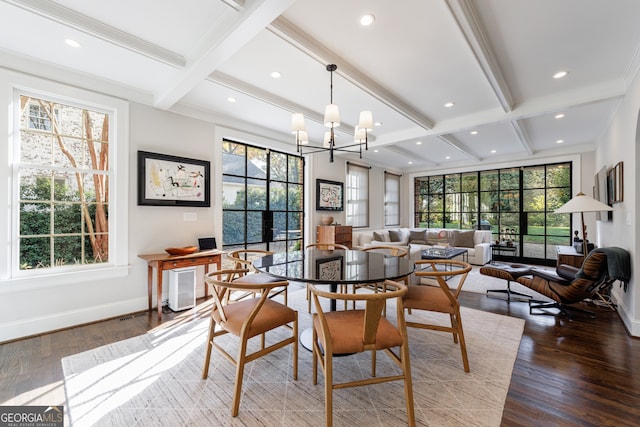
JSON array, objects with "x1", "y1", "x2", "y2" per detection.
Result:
[{"x1": 253, "y1": 248, "x2": 415, "y2": 350}]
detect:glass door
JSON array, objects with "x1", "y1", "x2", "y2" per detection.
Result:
[{"x1": 222, "y1": 141, "x2": 304, "y2": 253}]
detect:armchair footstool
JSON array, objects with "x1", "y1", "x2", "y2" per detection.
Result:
[{"x1": 479, "y1": 263, "x2": 533, "y2": 302}]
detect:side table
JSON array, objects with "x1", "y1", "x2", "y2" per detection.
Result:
[
  {"x1": 490, "y1": 244, "x2": 516, "y2": 264},
  {"x1": 138, "y1": 250, "x2": 223, "y2": 319}
]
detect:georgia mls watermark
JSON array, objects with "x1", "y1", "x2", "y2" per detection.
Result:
[{"x1": 0, "y1": 406, "x2": 63, "y2": 427}]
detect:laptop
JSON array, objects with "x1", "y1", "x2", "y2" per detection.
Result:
[{"x1": 198, "y1": 237, "x2": 217, "y2": 251}]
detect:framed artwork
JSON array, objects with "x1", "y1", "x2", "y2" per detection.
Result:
[
  {"x1": 594, "y1": 166, "x2": 612, "y2": 221},
  {"x1": 316, "y1": 256, "x2": 344, "y2": 281},
  {"x1": 316, "y1": 179, "x2": 344, "y2": 211},
  {"x1": 137, "y1": 150, "x2": 210, "y2": 207},
  {"x1": 612, "y1": 161, "x2": 624, "y2": 203}
]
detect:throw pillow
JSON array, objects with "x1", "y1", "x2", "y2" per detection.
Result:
[
  {"x1": 388, "y1": 229, "x2": 403, "y2": 242},
  {"x1": 373, "y1": 231, "x2": 387, "y2": 242},
  {"x1": 453, "y1": 230, "x2": 475, "y2": 248},
  {"x1": 427, "y1": 231, "x2": 450, "y2": 245},
  {"x1": 408, "y1": 230, "x2": 427, "y2": 244}
]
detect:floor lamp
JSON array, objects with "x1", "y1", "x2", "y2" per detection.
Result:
[{"x1": 554, "y1": 192, "x2": 613, "y2": 257}]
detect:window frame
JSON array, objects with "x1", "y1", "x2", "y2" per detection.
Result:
[
  {"x1": 384, "y1": 171, "x2": 401, "y2": 226},
  {"x1": 3, "y1": 75, "x2": 129, "y2": 285},
  {"x1": 346, "y1": 162, "x2": 370, "y2": 228}
]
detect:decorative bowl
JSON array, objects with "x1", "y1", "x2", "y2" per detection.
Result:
[{"x1": 165, "y1": 246, "x2": 198, "y2": 256}]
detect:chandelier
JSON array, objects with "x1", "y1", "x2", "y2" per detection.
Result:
[{"x1": 291, "y1": 64, "x2": 373, "y2": 163}]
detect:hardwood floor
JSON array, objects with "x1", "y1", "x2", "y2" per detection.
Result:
[{"x1": 1, "y1": 285, "x2": 639, "y2": 426}]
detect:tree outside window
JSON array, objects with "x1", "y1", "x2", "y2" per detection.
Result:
[{"x1": 17, "y1": 95, "x2": 109, "y2": 270}]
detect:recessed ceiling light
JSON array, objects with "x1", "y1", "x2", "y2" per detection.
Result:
[
  {"x1": 416, "y1": 141, "x2": 422, "y2": 145},
  {"x1": 360, "y1": 14, "x2": 375, "y2": 26},
  {"x1": 553, "y1": 70, "x2": 568, "y2": 79},
  {"x1": 470, "y1": 130, "x2": 478, "y2": 135},
  {"x1": 227, "y1": 97, "x2": 236, "y2": 103},
  {"x1": 373, "y1": 149, "x2": 379, "y2": 153},
  {"x1": 444, "y1": 102, "x2": 455, "y2": 108},
  {"x1": 555, "y1": 113, "x2": 565, "y2": 119},
  {"x1": 556, "y1": 139, "x2": 564, "y2": 144},
  {"x1": 491, "y1": 150, "x2": 497, "y2": 154},
  {"x1": 65, "y1": 39, "x2": 80, "y2": 48},
  {"x1": 270, "y1": 71, "x2": 281, "y2": 79},
  {"x1": 374, "y1": 122, "x2": 382, "y2": 127},
  {"x1": 408, "y1": 161, "x2": 413, "y2": 164},
  {"x1": 445, "y1": 156, "x2": 451, "y2": 160}
]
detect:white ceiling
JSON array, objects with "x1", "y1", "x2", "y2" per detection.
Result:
[{"x1": 2, "y1": 0, "x2": 639, "y2": 172}]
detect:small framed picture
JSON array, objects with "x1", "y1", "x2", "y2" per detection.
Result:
[
  {"x1": 137, "y1": 151, "x2": 210, "y2": 207},
  {"x1": 316, "y1": 179, "x2": 344, "y2": 211}
]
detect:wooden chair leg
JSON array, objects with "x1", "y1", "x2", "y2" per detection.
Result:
[
  {"x1": 231, "y1": 337, "x2": 249, "y2": 417},
  {"x1": 202, "y1": 317, "x2": 215, "y2": 379},
  {"x1": 325, "y1": 353, "x2": 334, "y2": 427},
  {"x1": 454, "y1": 310, "x2": 470, "y2": 373}
]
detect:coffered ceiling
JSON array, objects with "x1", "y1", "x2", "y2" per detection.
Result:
[{"x1": 2, "y1": 0, "x2": 639, "y2": 171}]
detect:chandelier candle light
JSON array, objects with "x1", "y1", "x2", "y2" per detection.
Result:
[{"x1": 292, "y1": 64, "x2": 373, "y2": 162}]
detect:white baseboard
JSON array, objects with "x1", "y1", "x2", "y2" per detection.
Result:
[{"x1": 0, "y1": 297, "x2": 148, "y2": 343}]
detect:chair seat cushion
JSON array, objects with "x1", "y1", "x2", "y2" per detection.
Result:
[
  {"x1": 216, "y1": 298, "x2": 296, "y2": 338},
  {"x1": 403, "y1": 285, "x2": 455, "y2": 314},
  {"x1": 313, "y1": 310, "x2": 402, "y2": 354}
]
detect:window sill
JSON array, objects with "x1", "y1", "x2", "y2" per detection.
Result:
[{"x1": 0, "y1": 265, "x2": 130, "y2": 294}]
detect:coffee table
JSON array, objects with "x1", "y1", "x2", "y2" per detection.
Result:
[
  {"x1": 421, "y1": 247, "x2": 468, "y2": 263},
  {"x1": 420, "y1": 248, "x2": 469, "y2": 280}
]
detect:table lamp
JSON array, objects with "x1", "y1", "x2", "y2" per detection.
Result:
[{"x1": 555, "y1": 192, "x2": 613, "y2": 256}]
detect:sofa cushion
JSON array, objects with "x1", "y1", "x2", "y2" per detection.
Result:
[
  {"x1": 388, "y1": 229, "x2": 403, "y2": 242},
  {"x1": 452, "y1": 230, "x2": 475, "y2": 248},
  {"x1": 373, "y1": 231, "x2": 388, "y2": 242},
  {"x1": 427, "y1": 230, "x2": 450, "y2": 245},
  {"x1": 408, "y1": 229, "x2": 427, "y2": 244}
]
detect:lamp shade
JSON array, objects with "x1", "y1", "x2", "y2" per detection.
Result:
[
  {"x1": 298, "y1": 130, "x2": 309, "y2": 145},
  {"x1": 358, "y1": 110, "x2": 373, "y2": 130},
  {"x1": 324, "y1": 104, "x2": 340, "y2": 127},
  {"x1": 323, "y1": 131, "x2": 332, "y2": 148},
  {"x1": 354, "y1": 125, "x2": 366, "y2": 142},
  {"x1": 291, "y1": 113, "x2": 306, "y2": 132},
  {"x1": 554, "y1": 192, "x2": 613, "y2": 213}
]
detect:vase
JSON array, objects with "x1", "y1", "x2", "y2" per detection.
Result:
[{"x1": 321, "y1": 215, "x2": 334, "y2": 225}]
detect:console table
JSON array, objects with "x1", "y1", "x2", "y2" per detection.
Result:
[{"x1": 138, "y1": 250, "x2": 223, "y2": 319}]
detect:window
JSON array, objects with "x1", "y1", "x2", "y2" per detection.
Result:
[
  {"x1": 12, "y1": 91, "x2": 120, "y2": 276},
  {"x1": 346, "y1": 162, "x2": 369, "y2": 228},
  {"x1": 384, "y1": 172, "x2": 400, "y2": 226},
  {"x1": 415, "y1": 162, "x2": 571, "y2": 265}
]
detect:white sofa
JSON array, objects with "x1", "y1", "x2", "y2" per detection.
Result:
[{"x1": 353, "y1": 227, "x2": 492, "y2": 266}]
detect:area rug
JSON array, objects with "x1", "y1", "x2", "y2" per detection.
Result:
[{"x1": 62, "y1": 289, "x2": 524, "y2": 426}]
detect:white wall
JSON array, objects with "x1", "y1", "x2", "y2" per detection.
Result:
[{"x1": 595, "y1": 73, "x2": 639, "y2": 335}]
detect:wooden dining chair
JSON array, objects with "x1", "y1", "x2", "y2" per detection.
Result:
[
  {"x1": 352, "y1": 245, "x2": 410, "y2": 313},
  {"x1": 305, "y1": 243, "x2": 349, "y2": 312},
  {"x1": 227, "y1": 249, "x2": 288, "y2": 305},
  {"x1": 309, "y1": 279, "x2": 415, "y2": 427},
  {"x1": 403, "y1": 259, "x2": 472, "y2": 372},
  {"x1": 202, "y1": 268, "x2": 298, "y2": 417}
]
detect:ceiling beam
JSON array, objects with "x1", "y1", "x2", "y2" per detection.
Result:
[
  {"x1": 154, "y1": 0, "x2": 295, "y2": 110},
  {"x1": 270, "y1": 17, "x2": 435, "y2": 131},
  {"x1": 3, "y1": 0, "x2": 185, "y2": 67},
  {"x1": 446, "y1": 0, "x2": 514, "y2": 112}
]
